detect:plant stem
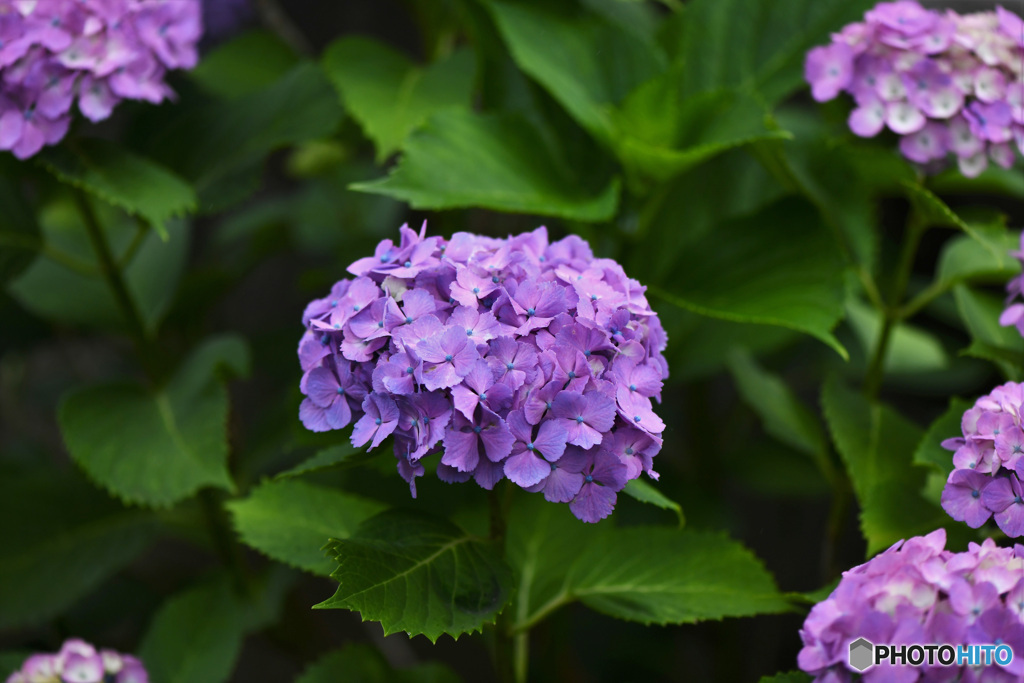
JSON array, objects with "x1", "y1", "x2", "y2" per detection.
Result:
[
  {"x1": 490, "y1": 485, "x2": 517, "y2": 683},
  {"x1": 118, "y1": 217, "x2": 150, "y2": 269},
  {"x1": 199, "y1": 489, "x2": 252, "y2": 597},
  {"x1": 863, "y1": 210, "x2": 927, "y2": 400}
]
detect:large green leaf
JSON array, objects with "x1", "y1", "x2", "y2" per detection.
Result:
[
  {"x1": 821, "y1": 375, "x2": 948, "y2": 555},
  {"x1": 189, "y1": 30, "x2": 300, "y2": 99},
  {"x1": 7, "y1": 196, "x2": 189, "y2": 332},
  {"x1": 487, "y1": 0, "x2": 665, "y2": 144},
  {"x1": 352, "y1": 110, "x2": 619, "y2": 221},
  {"x1": 38, "y1": 139, "x2": 196, "y2": 240},
  {"x1": 673, "y1": 0, "x2": 875, "y2": 102},
  {"x1": 227, "y1": 479, "x2": 386, "y2": 576},
  {"x1": 315, "y1": 511, "x2": 513, "y2": 642},
  {"x1": 58, "y1": 336, "x2": 248, "y2": 507},
  {"x1": 295, "y1": 645, "x2": 461, "y2": 683},
  {"x1": 139, "y1": 570, "x2": 293, "y2": 683},
  {"x1": 507, "y1": 498, "x2": 789, "y2": 631},
  {"x1": 146, "y1": 63, "x2": 343, "y2": 212},
  {"x1": 650, "y1": 197, "x2": 847, "y2": 358},
  {"x1": 0, "y1": 473, "x2": 156, "y2": 628},
  {"x1": 622, "y1": 479, "x2": 684, "y2": 526},
  {"x1": 323, "y1": 37, "x2": 476, "y2": 161}
]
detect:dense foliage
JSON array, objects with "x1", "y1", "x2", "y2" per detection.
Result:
[{"x1": 1, "y1": 0, "x2": 1023, "y2": 682}]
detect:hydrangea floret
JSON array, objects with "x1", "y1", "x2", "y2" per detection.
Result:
[
  {"x1": 805, "y1": 0, "x2": 1024, "y2": 177},
  {"x1": 0, "y1": 0, "x2": 202, "y2": 159},
  {"x1": 940, "y1": 381, "x2": 1024, "y2": 537},
  {"x1": 798, "y1": 529, "x2": 1024, "y2": 681},
  {"x1": 6, "y1": 638, "x2": 148, "y2": 683},
  {"x1": 297, "y1": 224, "x2": 668, "y2": 523}
]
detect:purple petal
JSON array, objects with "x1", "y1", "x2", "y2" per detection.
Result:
[
  {"x1": 570, "y1": 483, "x2": 617, "y2": 523},
  {"x1": 504, "y1": 450, "x2": 550, "y2": 487}
]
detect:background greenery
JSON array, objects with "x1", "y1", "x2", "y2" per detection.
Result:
[{"x1": 2, "y1": 0, "x2": 1023, "y2": 681}]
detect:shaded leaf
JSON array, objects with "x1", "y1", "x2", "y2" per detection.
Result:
[
  {"x1": 38, "y1": 139, "x2": 196, "y2": 240},
  {"x1": 936, "y1": 223, "x2": 1019, "y2": 290},
  {"x1": 622, "y1": 478, "x2": 684, "y2": 527},
  {"x1": 295, "y1": 644, "x2": 461, "y2": 683},
  {"x1": 352, "y1": 110, "x2": 619, "y2": 221},
  {"x1": 650, "y1": 197, "x2": 847, "y2": 358},
  {"x1": 316, "y1": 511, "x2": 513, "y2": 642},
  {"x1": 190, "y1": 30, "x2": 300, "y2": 99},
  {"x1": 0, "y1": 473, "x2": 156, "y2": 628},
  {"x1": 953, "y1": 285, "x2": 1024, "y2": 380},
  {"x1": 228, "y1": 479, "x2": 386, "y2": 576},
  {"x1": 913, "y1": 398, "x2": 971, "y2": 475},
  {"x1": 0, "y1": 160, "x2": 40, "y2": 285},
  {"x1": 758, "y1": 672, "x2": 813, "y2": 683},
  {"x1": 323, "y1": 37, "x2": 476, "y2": 161},
  {"x1": 845, "y1": 297, "x2": 948, "y2": 374},
  {"x1": 274, "y1": 444, "x2": 374, "y2": 479},
  {"x1": 58, "y1": 337, "x2": 243, "y2": 507}
]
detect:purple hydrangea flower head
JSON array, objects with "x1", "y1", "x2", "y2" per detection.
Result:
[
  {"x1": 0, "y1": 0, "x2": 202, "y2": 159},
  {"x1": 941, "y1": 381, "x2": 1024, "y2": 537},
  {"x1": 6, "y1": 639, "x2": 149, "y2": 683},
  {"x1": 805, "y1": 1, "x2": 1024, "y2": 175},
  {"x1": 297, "y1": 224, "x2": 669, "y2": 522},
  {"x1": 798, "y1": 529, "x2": 1024, "y2": 681}
]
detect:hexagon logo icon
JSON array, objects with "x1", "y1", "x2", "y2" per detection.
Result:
[{"x1": 848, "y1": 637, "x2": 874, "y2": 672}]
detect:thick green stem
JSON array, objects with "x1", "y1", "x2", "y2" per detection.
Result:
[
  {"x1": 490, "y1": 485, "x2": 517, "y2": 683},
  {"x1": 863, "y1": 211, "x2": 927, "y2": 400}
]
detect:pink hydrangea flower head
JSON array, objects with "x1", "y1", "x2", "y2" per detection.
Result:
[
  {"x1": 0, "y1": 0, "x2": 202, "y2": 159},
  {"x1": 806, "y1": 1, "x2": 1024, "y2": 175},
  {"x1": 7, "y1": 639, "x2": 148, "y2": 683},
  {"x1": 297, "y1": 224, "x2": 669, "y2": 523}
]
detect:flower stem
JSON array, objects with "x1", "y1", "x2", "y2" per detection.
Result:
[
  {"x1": 863, "y1": 209, "x2": 927, "y2": 400},
  {"x1": 490, "y1": 485, "x2": 517, "y2": 683}
]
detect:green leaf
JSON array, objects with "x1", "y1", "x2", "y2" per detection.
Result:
[
  {"x1": 322, "y1": 37, "x2": 476, "y2": 161},
  {"x1": 139, "y1": 570, "x2": 293, "y2": 683},
  {"x1": 936, "y1": 223, "x2": 1019, "y2": 290},
  {"x1": 0, "y1": 161, "x2": 41, "y2": 285},
  {"x1": 315, "y1": 510, "x2": 513, "y2": 642},
  {"x1": 227, "y1": 479, "x2": 386, "y2": 576},
  {"x1": 953, "y1": 285, "x2": 1024, "y2": 380},
  {"x1": 726, "y1": 348, "x2": 830, "y2": 465},
  {"x1": 913, "y1": 398, "x2": 971, "y2": 476},
  {"x1": 622, "y1": 479, "x2": 684, "y2": 527},
  {"x1": 190, "y1": 30, "x2": 300, "y2": 99},
  {"x1": 7, "y1": 196, "x2": 189, "y2": 332},
  {"x1": 38, "y1": 139, "x2": 196, "y2": 240},
  {"x1": 274, "y1": 444, "x2": 371, "y2": 479},
  {"x1": 928, "y1": 164, "x2": 1024, "y2": 200},
  {"x1": 650, "y1": 197, "x2": 848, "y2": 358},
  {"x1": 673, "y1": 0, "x2": 875, "y2": 103},
  {"x1": 487, "y1": 0, "x2": 665, "y2": 143},
  {"x1": 58, "y1": 337, "x2": 243, "y2": 507},
  {"x1": 146, "y1": 63, "x2": 343, "y2": 212},
  {"x1": 352, "y1": 110, "x2": 620, "y2": 221},
  {"x1": 296, "y1": 644, "x2": 461, "y2": 683},
  {"x1": 845, "y1": 297, "x2": 948, "y2": 374},
  {"x1": 614, "y1": 82, "x2": 791, "y2": 182},
  {"x1": 0, "y1": 473, "x2": 156, "y2": 628},
  {"x1": 902, "y1": 181, "x2": 1004, "y2": 262},
  {"x1": 507, "y1": 498, "x2": 789, "y2": 631},
  {"x1": 821, "y1": 375, "x2": 947, "y2": 555}
]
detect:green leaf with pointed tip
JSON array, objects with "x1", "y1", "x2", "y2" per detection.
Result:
[
  {"x1": 274, "y1": 444, "x2": 377, "y2": 479},
  {"x1": 228, "y1": 479, "x2": 386, "y2": 576},
  {"x1": 902, "y1": 181, "x2": 1005, "y2": 262},
  {"x1": 38, "y1": 139, "x2": 196, "y2": 240},
  {"x1": 507, "y1": 498, "x2": 789, "y2": 631},
  {"x1": 651, "y1": 197, "x2": 848, "y2": 359},
  {"x1": 190, "y1": 30, "x2": 300, "y2": 99},
  {"x1": 323, "y1": 37, "x2": 476, "y2": 162},
  {"x1": 352, "y1": 110, "x2": 619, "y2": 221},
  {"x1": 936, "y1": 224, "x2": 1019, "y2": 291},
  {"x1": 0, "y1": 472, "x2": 157, "y2": 628},
  {"x1": 953, "y1": 285, "x2": 1024, "y2": 380},
  {"x1": 487, "y1": 0, "x2": 665, "y2": 144},
  {"x1": 316, "y1": 511, "x2": 513, "y2": 642},
  {"x1": 622, "y1": 479, "x2": 684, "y2": 527},
  {"x1": 295, "y1": 644, "x2": 461, "y2": 683},
  {"x1": 821, "y1": 375, "x2": 948, "y2": 555},
  {"x1": 58, "y1": 336, "x2": 244, "y2": 507}
]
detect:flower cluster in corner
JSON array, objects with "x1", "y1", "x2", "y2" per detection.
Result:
[
  {"x1": 798, "y1": 529, "x2": 1024, "y2": 682},
  {"x1": 805, "y1": 0, "x2": 1024, "y2": 177},
  {"x1": 297, "y1": 224, "x2": 668, "y2": 522},
  {"x1": 0, "y1": 0, "x2": 202, "y2": 159},
  {"x1": 941, "y1": 381, "x2": 1024, "y2": 537},
  {"x1": 6, "y1": 638, "x2": 147, "y2": 683}
]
